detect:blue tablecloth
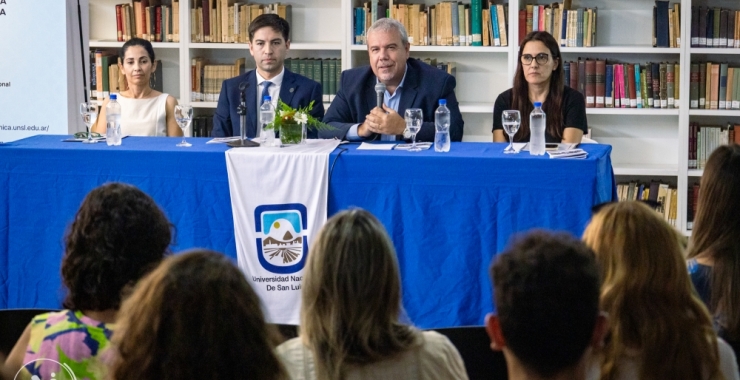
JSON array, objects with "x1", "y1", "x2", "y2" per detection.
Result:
[{"x1": 0, "y1": 136, "x2": 615, "y2": 328}]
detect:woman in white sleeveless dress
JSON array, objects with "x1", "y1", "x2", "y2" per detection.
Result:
[{"x1": 94, "y1": 38, "x2": 182, "y2": 137}]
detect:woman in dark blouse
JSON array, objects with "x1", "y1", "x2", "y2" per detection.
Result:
[{"x1": 493, "y1": 31, "x2": 587, "y2": 143}]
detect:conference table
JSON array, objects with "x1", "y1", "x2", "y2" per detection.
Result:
[{"x1": 0, "y1": 135, "x2": 615, "y2": 328}]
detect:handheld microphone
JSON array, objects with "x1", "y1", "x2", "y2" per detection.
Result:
[{"x1": 374, "y1": 83, "x2": 386, "y2": 109}]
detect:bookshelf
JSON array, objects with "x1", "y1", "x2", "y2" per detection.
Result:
[{"x1": 86, "y1": 0, "x2": 738, "y2": 235}]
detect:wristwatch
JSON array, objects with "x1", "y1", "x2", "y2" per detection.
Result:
[{"x1": 403, "y1": 127, "x2": 413, "y2": 139}]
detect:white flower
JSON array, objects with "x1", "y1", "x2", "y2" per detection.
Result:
[{"x1": 294, "y1": 112, "x2": 308, "y2": 125}]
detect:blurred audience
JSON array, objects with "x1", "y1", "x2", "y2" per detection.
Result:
[
  {"x1": 110, "y1": 250, "x2": 287, "y2": 380},
  {"x1": 487, "y1": 230, "x2": 606, "y2": 380},
  {"x1": 4, "y1": 182, "x2": 172, "y2": 379},
  {"x1": 277, "y1": 209, "x2": 468, "y2": 379},
  {"x1": 687, "y1": 144, "x2": 740, "y2": 364},
  {"x1": 584, "y1": 201, "x2": 738, "y2": 380}
]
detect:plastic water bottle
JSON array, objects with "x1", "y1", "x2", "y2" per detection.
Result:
[
  {"x1": 434, "y1": 99, "x2": 451, "y2": 152},
  {"x1": 259, "y1": 95, "x2": 275, "y2": 147},
  {"x1": 106, "y1": 94, "x2": 122, "y2": 146},
  {"x1": 529, "y1": 101, "x2": 546, "y2": 155}
]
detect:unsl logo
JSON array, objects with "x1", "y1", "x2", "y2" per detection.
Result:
[{"x1": 254, "y1": 204, "x2": 308, "y2": 274}]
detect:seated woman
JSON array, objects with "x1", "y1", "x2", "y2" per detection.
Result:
[
  {"x1": 277, "y1": 209, "x2": 468, "y2": 380},
  {"x1": 583, "y1": 201, "x2": 738, "y2": 380},
  {"x1": 492, "y1": 31, "x2": 586, "y2": 144},
  {"x1": 4, "y1": 183, "x2": 172, "y2": 379},
  {"x1": 93, "y1": 38, "x2": 182, "y2": 137},
  {"x1": 110, "y1": 250, "x2": 287, "y2": 380},
  {"x1": 687, "y1": 144, "x2": 740, "y2": 362}
]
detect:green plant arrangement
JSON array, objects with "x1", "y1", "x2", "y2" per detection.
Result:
[{"x1": 268, "y1": 100, "x2": 332, "y2": 145}]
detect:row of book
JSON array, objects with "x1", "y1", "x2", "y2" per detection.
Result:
[
  {"x1": 687, "y1": 183, "x2": 699, "y2": 228},
  {"x1": 353, "y1": 2, "x2": 509, "y2": 47},
  {"x1": 190, "y1": 57, "x2": 246, "y2": 102},
  {"x1": 420, "y1": 58, "x2": 457, "y2": 76},
  {"x1": 89, "y1": 51, "x2": 163, "y2": 100},
  {"x1": 564, "y1": 60, "x2": 680, "y2": 109},
  {"x1": 190, "y1": 58, "x2": 342, "y2": 103},
  {"x1": 615, "y1": 180, "x2": 678, "y2": 227},
  {"x1": 690, "y1": 62, "x2": 740, "y2": 110},
  {"x1": 190, "y1": 2, "x2": 291, "y2": 44},
  {"x1": 191, "y1": 116, "x2": 215, "y2": 137},
  {"x1": 520, "y1": 4, "x2": 598, "y2": 48},
  {"x1": 688, "y1": 123, "x2": 739, "y2": 169},
  {"x1": 690, "y1": 7, "x2": 740, "y2": 48},
  {"x1": 114, "y1": 1, "x2": 181, "y2": 42},
  {"x1": 652, "y1": 1, "x2": 680, "y2": 48}
]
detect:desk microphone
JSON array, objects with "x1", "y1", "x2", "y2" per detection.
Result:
[
  {"x1": 375, "y1": 82, "x2": 386, "y2": 109},
  {"x1": 228, "y1": 82, "x2": 259, "y2": 147}
]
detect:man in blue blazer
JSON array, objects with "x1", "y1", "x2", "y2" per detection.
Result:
[
  {"x1": 320, "y1": 18, "x2": 463, "y2": 142},
  {"x1": 213, "y1": 14, "x2": 323, "y2": 138}
]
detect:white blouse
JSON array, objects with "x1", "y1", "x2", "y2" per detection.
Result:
[{"x1": 116, "y1": 93, "x2": 168, "y2": 136}]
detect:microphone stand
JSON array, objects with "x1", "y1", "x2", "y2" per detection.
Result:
[{"x1": 228, "y1": 82, "x2": 259, "y2": 147}]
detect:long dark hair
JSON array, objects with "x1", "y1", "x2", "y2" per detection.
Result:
[
  {"x1": 688, "y1": 144, "x2": 740, "y2": 341},
  {"x1": 512, "y1": 31, "x2": 565, "y2": 141}
]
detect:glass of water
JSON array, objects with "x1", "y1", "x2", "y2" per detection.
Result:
[
  {"x1": 79, "y1": 102, "x2": 98, "y2": 144},
  {"x1": 502, "y1": 110, "x2": 521, "y2": 154},
  {"x1": 174, "y1": 105, "x2": 193, "y2": 147},
  {"x1": 404, "y1": 108, "x2": 423, "y2": 152}
]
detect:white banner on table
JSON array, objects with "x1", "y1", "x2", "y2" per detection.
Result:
[{"x1": 226, "y1": 139, "x2": 340, "y2": 324}]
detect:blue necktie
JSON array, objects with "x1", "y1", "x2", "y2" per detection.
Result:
[{"x1": 261, "y1": 81, "x2": 272, "y2": 103}]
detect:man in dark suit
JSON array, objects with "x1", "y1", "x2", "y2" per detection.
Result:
[
  {"x1": 213, "y1": 14, "x2": 323, "y2": 138},
  {"x1": 320, "y1": 18, "x2": 463, "y2": 142}
]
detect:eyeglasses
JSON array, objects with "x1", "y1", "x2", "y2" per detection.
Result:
[
  {"x1": 521, "y1": 53, "x2": 552, "y2": 66},
  {"x1": 74, "y1": 131, "x2": 102, "y2": 139}
]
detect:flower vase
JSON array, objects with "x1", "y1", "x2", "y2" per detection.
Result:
[
  {"x1": 279, "y1": 122, "x2": 304, "y2": 146},
  {"x1": 301, "y1": 122, "x2": 307, "y2": 144}
]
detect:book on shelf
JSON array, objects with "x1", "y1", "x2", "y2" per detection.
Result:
[
  {"x1": 653, "y1": 0, "x2": 680, "y2": 48},
  {"x1": 688, "y1": 123, "x2": 734, "y2": 169},
  {"x1": 566, "y1": 60, "x2": 679, "y2": 109},
  {"x1": 354, "y1": 1, "x2": 500, "y2": 47},
  {"x1": 692, "y1": 6, "x2": 740, "y2": 48},
  {"x1": 616, "y1": 180, "x2": 678, "y2": 227},
  {"x1": 114, "y1": 0, "x2": 179, "y2": 42},
  {"x1": 188, "y1": 1, "x2": 290, "y2": 43}
]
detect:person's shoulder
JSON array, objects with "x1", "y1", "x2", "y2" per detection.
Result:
[
  {"x1": 276, "y1": 337, "x2": 304, "y2": 355},
  {"x1": 417, "y1": 331, "x2": 468, "y2": 379},
  {"x1": 418, "y1": 330, "x2": 460, "y2": 359},
  {"x1": 496, "y1": 88, "x2": 514, "y2": 102},
  {"x1": 716, "y1": 337, "x2": 740, "y2": 380}
]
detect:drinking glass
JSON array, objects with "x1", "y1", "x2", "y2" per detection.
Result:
[
  {"x1": 174, "y1": 105, "x2": 193, "y2": 147},
  {"x1": 79, "y1": 102, "x2": 99, "y2": 144},
  {"x1": 502, "y1": 110, "x2": 521, "y2": 154},
  {"x1": 404, "y1": 108, "x2": 423, "y2": 152}
]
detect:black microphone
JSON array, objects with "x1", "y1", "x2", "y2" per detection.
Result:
[
  {"x1": 375, "y1": 82, "x2": 386, "y2": 109},
  {"x1": 238, "y1": 82, "x2": 248, "y2": 106}
]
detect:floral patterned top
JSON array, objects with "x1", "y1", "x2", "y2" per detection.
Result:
[{"x1": 20, "y1": 309, "x2": 115, "y2": 380}]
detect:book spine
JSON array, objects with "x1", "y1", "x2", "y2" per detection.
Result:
[
  {"x1": 490, "y1": 4, "x2": 499, "y2": 46},
  {"x1": 595, "y1": 59, "x2": 605, "y2": 108},
  {"x1": 526, "y1": 4, "x2": 533, "y2": 35},
  {"x1": 640, "y1": 67, "x2": 648, "y2": 108},
  {"x1": 569, "y1": 61, "x2": 578, "y2": 91},
  {"x1": 734, "y1": 69, "x2": 740, "y2": 110},
  {"x1": 471, "y1": 0, "x2": 482, "y2": 46},
  {"x1": 659, "y1": 63, "x2": 667, "y2": 108},
  {"x1": 628, "y1": 64, "x2": 637, "y2": 108},
  {"x1": 666, "y1": 63, "x2": 675, "y2": 108},
  {"x1": 578, "y1": 59, "x2": 586, "y2": 98},
  {"x1": 713, "y1": 7, "x2": 720, "y2": 47},
  {"x1": 518, "y1": 9, "x2": 526, "y2": 46},
  {"x1": 719, "y1": 63, "x2": 728, "y2": 110},
  {"x1": 691, "y1": 6, "x2": 699, "y2": 47},
  {"x1": 644, "y1": 62, "x2": 653, "y2": 107},
  {"x1": 564, "y1": 61, "x2": 571, "y2": 88},
  {"x1": 116, "y1": 4, "x2": 124, "y2": 42},
  {"x1": 656, "y1": 0, "x2": 669, "y2": 47},
  {"x1": 699, "y1": 6, "x2": 707, "y2": 47},
  {"x1": 560, "y1": 7, "x2": 567, "y2": 47},
  {"x1": 585, "y1": 59, "x2": 595, "y2": 108},
  {"x1": 710, "y1": 63, "x2": 719, "y2": 109},
  {"x1": 690, "y1": 63, "x2": 699, "y2": 109},
  {"x1": 699, "y1": 62, "x2": 707, "y2": 108},
  {"x1": 605, "y1": 64, "x2": 613, "y2": 108},
  {"x1": 497, "y1": 5, "x2": 507, "y2": 47},
  {"x1": 675, "y1": 63, "x2": 680, "y2": 108}
]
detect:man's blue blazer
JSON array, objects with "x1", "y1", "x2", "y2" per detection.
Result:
[
  {"x1": 320, "y1": 58, "x2": 464, "y2": 142},
  {"x1": 212, "y1": 69, "x2": 324, "y2": 138}
]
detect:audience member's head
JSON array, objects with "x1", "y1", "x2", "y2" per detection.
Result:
[
  {"x1": 111, "y1": 250, "x2": 286, "y2": 380},
  {"x1": 584, "y1": 201, "x2": 722, "y2": 379},
  {"x1": 300, "y1": 209, "x2": 417, "y2": 379},
  {"x1": 688, "y1": 144, "x2": 740, "y2": 340},
  {"x1": 487, "y1": 230, "x2": 604, "y2": 379},
  {"x1": 62, "y1": 182, "x2": 171, "y2": 312}
]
